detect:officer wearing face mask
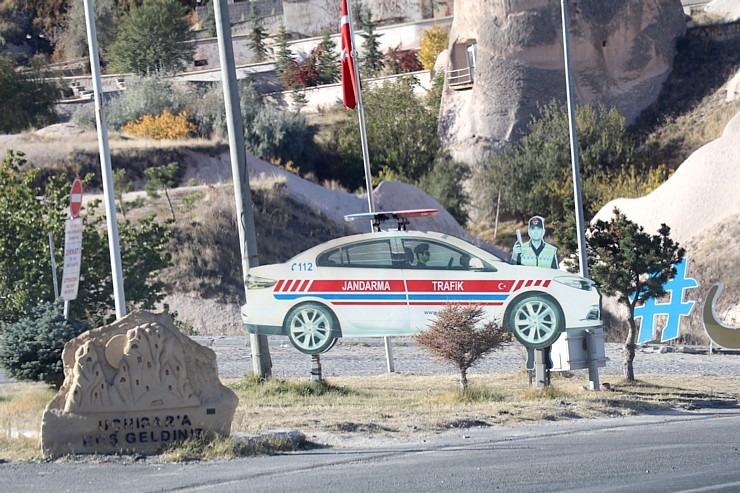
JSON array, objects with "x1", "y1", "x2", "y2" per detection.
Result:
[{"x1": 511, "y1": 215, "x2": 558, "y2": 269}]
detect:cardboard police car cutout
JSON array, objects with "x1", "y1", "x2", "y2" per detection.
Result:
[{"x1": 241, "y1": 210, "x2": 602, "y2": 354}]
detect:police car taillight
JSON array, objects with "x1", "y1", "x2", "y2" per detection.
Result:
[{"x1": 247, "y1": 275, "x2": 277, "y2": 289}]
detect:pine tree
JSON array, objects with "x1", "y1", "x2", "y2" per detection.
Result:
[
  {"x1": 587, "y1": 209, "x2": 685, "y2": 381},
  {"x1": 316, "y1": 31, "x2": 339, "y2": 85},
  {"x1": 247, "y1": 4, "x2": 268, "y2": 62},
  {"x1": 360, "y1": 8, "x2": 384, "y2": 77},
  {"x1": 275, "y1": 22, "x2": 295, "y2": 88}
]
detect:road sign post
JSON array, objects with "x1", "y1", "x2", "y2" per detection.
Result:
[{"x1": 62, "y1": 179, "x2": 84, "y2": 319}]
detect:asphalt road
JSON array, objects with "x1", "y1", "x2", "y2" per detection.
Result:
[{"x1": 2, "y1": 407, "x2": 740, "y2": 492}]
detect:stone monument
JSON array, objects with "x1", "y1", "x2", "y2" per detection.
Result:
[{"x1": 41, "y1": 311, "x2": 239, "y2": 458}]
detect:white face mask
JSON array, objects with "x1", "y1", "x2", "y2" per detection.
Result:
[{"x1": 529, "y1": 227, "x2": 544, "y2": 242}]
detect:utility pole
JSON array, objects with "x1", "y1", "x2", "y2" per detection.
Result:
[
  {"x1": 560, "y1": 0, "x2": 599, "y2": 390},
  {"x1": 213, "y1": 0, "x2": 272, "y2": 378},
  {"x1": 83, "y1": 0, "x2": 126, "y2": 319}
]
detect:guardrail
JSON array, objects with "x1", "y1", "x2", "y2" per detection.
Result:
[{"x1": 447, "y1": 66, "x2": 473, "y2": 88}]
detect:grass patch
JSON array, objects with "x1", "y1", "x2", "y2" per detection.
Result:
[
  {"x1": 228, "y1": 374, "x2": 354, "y2": 398},
  {"x1": 159, "y1": 434, "x2": 296, "y2": 462}
]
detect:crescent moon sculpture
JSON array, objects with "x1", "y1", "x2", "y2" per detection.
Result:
[{"x1": 703, "y1": 283, "x2": 740, "y2": 349}]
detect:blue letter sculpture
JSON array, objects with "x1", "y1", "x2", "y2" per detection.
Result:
[{"x1": 631, "y1": 258, "x2": 698, "y2": 344}]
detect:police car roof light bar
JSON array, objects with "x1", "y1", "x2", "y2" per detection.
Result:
[{"x1": 344, "y1": 209, "x2": 438, "y2": 232}]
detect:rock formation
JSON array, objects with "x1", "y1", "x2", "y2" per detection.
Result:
[
  {"x1": 439, "y1": 0, "x2": 686, "y2": 165},
  {"x1": 41, "y1": 311, "x2": 239, "y2": 458}
]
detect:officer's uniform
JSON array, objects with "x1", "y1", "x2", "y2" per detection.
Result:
[{"x1": 515, "y1": 241, "x2": 559, "y2": 269}]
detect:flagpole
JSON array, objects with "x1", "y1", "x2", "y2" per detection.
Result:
[
  {"x1": 344, "y1": 0, "x2": 375, "y2": 216},
  {"x1": 342, "y1": 0, "x2": 395, "y2": 373}
]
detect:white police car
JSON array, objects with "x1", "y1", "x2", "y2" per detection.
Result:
[{"x1": 241, "y1": 210, "x2": 602, "y2": 354}]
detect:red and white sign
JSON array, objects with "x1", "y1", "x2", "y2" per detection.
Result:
[
  {"x1": 69, "y1": 178, "x2": 83, "y2": 218},
  {"x1": 61, "y1": 217, "x2": 83, "y2": 301}
]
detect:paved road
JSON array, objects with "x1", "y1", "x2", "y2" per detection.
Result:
[{"x1": 2, "y1": 407, "x2": 740, "y2": 492}]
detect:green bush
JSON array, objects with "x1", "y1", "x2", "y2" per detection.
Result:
[
  {"x1": 106, "y1": 76, "x2": 189, "y2": 130},
  {"x1": 201, "y1": 80, "x2": 319, "y2": 174},
  {"x1": 338, "y1": 77, "x2": 439, "y2": 189},
  {"x1": 0, "y1": 300, "x2": 90, "y2": 388},
  {"x1": 416, "y1": 158, "x2": 470, "y2": 226},
  {"x1": 476, "y1": 100, "x2": 637, "y2": 224}
]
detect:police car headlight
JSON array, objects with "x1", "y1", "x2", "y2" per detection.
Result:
[
  {"x1": 554, "y1": 276, "x2": 595, "y2": 291},
  {"x1": 246, "y1": 275, "x2": 277, "y2": 290}
]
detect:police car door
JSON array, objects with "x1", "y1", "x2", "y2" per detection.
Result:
[
  {"x1": 401, "y1": 238, "x2": 505, "y2": 332},
  {"x1": 315, "y1": 238, "x2": 408, "y2": 335}
]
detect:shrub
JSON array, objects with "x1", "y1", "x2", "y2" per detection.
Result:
[
  {"x1": 107, "y1": 76, "x2": 189, "y2": 130},
  {"x1": 416, "y1": 158, "x2": 470, "y2": 226},
  {"x1": 475, "y1": 100, "x2": 637, "y2": 225},
  {"x1": 122, "y1": 111, "x2": 196, "y2": 140},
  {"x1": 415, "y1": 304, "x2": 509, "y2": 390},
  {"x1": 0, "y1": 300, "x2": 90, "y2": 388},
  {"x1": 338, "y1": 77, "x2": 438, "y2": 188}
]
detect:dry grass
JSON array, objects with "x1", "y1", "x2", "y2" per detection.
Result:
[
  {"x1": 0, "y1": 383, "x2": 54, "y2": 461},
  {"x1": 1, "y1": 373, "x2": 737, "y2": 462},
  {"x1": 225, "y1": 373, "x2": 739, "y2": 445}
]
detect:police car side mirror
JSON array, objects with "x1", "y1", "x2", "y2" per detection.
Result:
[{"x1": 469, "y1": 258, "x2": 484, "y2": 270}]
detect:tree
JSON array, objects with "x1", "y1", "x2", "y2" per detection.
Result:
[
  {"x1": 0, "y1": 300, "x2": 90, "y2": 388},
  {"x1": 145, "y1": 162, "x2": 181, "y2": 221},
  {"x1": 359, "y1": 9, "x2": 383, "y2": 77},
  {"x1": 247, "y1": 4, "x2": 268, "y2": 62},
  {"x1": 587, "y1": 208, "x2": 685, "y2": 381},
  {"x1": 0, "y1": 150, "x2": 172, "y2": 327},
  {"x1": 419, "y1": 25, "x2": 448, "y2": 71},
  {"x1": 275, "y1": 23, "x2": 295, "y2": 88},
  {"x1": 113, "y1": 168, "x2": 132, "y2": 219},
  {"x1": 56, "y1": 0, "x2": 117, "y2": 61},
  {"x1": 416, "y1": 304, "x2": 508, "y2": 390},
  {"x1": 316, "y1": 31, "x2": 339, "y2": 85},
  {"x1": 108, "y1": 0, "x2": 195, "y2": 75},
  {"x1": 0, "y1": 53, "x2": 59, "y2": 133},
  {"x1": 338, "y1": 77, "x2": 439, "y2": 188}
]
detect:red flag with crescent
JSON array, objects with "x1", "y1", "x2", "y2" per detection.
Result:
[{"x1": 340, "y1": 0, "x2": 358, "y2": 109}]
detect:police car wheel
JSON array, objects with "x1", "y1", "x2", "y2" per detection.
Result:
[
  {"x1": 286, "y1": 303, "x2": 338, "y2": 354},
  {"x1": 508, "y1": 295, "x2": 563, "y2": 349}
]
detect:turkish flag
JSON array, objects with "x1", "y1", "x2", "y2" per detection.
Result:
[{"x1": 340, "y1": 0, "x2": 357, "y2": 109}]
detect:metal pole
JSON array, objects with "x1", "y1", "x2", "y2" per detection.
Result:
[
  {"x1": 347, "y1": 0, "x2": 395, "y2": 373},
  {"x1": 83, "y1": 0, "x2": 126, "y2": 319},
  {"x1": 560, "y1": 0, "x2": 598, "y2": 390},
  {"x1": 48, "y1": 231, "x2": 59, "y2": 298},
  {"x1": 560, "y1": 0, "x2": 588, "y2": 280},
  {"x1": 213, "y1": 0, "x2": 272, "y2": 378},
  {"x1": 345, "y1": 0, "x2": 375, "y2": 217},
  {"x1": 345, "y1": 0, "x2": 394, "y2": 373},
  {"x1": 493, "y1": 190, "x2": 501, "y2": 240}
]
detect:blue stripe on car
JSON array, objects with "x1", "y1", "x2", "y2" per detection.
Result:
[{"x1": 408, "y1": 294, "x2": 508, "y2": 302}]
